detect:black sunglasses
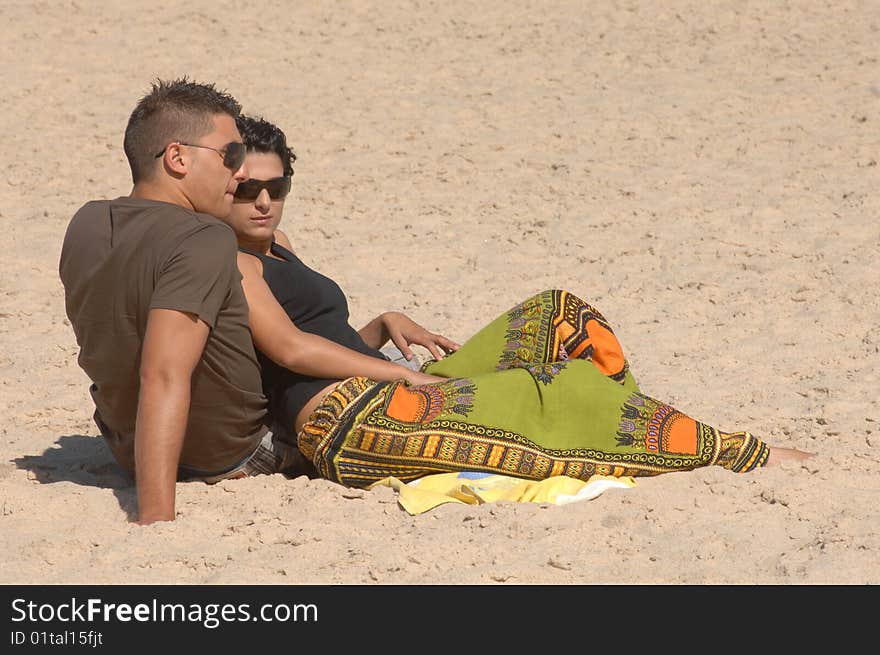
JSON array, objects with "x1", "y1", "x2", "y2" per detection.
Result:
[
  {"x1": 154, "y1": 141, "x2": 247, "y2": 171},
  {"x1": 233, "y1": 176, "x2": 292, "y2": 201}
]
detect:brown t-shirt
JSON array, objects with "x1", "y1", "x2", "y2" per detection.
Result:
[{"x1": 59, "y1": 197, "x2": 268, "y2": 475}]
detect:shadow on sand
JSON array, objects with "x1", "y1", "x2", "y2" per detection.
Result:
[{"x1": 13, "y1": 434, "x2": 136, "y2": 520}]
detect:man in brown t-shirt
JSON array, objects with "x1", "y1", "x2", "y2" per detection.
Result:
[{"x1": 60, "y1": 79, "x2": 288, "y2": 524}]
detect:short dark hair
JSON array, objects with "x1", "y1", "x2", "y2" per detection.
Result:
[
  {"x1": 123, "y1": 78, "x2": 242, "y2": 183},
  {"x1": 235, "y1": 115, "x2": 297, "y2": 177}
]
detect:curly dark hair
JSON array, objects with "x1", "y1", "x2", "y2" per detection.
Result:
[
  {"x1": 235, "y1": 115, "x2": 297, "y2": 177},
  {"x1": 124, "y1": 77, "x2": 241, "y2": 183}
]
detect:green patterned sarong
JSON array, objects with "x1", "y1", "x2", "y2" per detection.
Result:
[{"x1": 297, "y1": 290, "x2": 768, "y2": 487}]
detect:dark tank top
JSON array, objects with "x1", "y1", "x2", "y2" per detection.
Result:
[{"x1": 241, "y1": 241, "x2": 387, "y2": 431}]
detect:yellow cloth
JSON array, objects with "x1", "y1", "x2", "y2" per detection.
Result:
[{"x1": 368, "y1": 472, "x2": 635, "y2": 515}]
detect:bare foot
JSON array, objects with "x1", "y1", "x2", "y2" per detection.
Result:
[{"x1": 765, "y1": 446, "x2": 815, "y2": 467}]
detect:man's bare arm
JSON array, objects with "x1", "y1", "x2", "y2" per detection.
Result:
[{"x1": 134, "y1": 308, "x2": 209, "y2": 525}]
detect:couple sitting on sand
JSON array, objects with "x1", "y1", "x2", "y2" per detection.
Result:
[{"x1": 59, "y1": 79, "x2": 810, "y2": 525}]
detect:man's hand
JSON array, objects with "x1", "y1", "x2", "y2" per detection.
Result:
[
  {"x1": 135, "y1": 309, "x2": 209, "y2": 525},
  {"x1": 382, "y1": 312, "x2": 460, "y2": 362}
]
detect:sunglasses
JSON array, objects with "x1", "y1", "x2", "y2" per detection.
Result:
[
  {"x1": 154, "y1": 141, "x2": 247, "y2": 171},
  {"x1": 233, "y1": 176, "x2": 292, "y2": 201}
]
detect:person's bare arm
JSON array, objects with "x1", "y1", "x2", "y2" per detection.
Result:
[
  {"x1": 237, "y1": 253, "x2": 441, "y2": 384},
  {"x1": 134, "y1": 308, "x2": 209, "y2": 525},
  {"x1": 357, "y1": 314, "x2": 389, "y2": 350}
]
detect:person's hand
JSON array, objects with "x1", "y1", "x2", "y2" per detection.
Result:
[
  {"x1": 382, "y1": 312, "x2": 460, "y2": 362},
  {"x1": 403, "y1": 370, "x2": 446, "y2": 387}
]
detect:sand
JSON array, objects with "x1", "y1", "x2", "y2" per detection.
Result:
[{"x1": 1, "y1": 0, "x2": 878, "y2": 584}]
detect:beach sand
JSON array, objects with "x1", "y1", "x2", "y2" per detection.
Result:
[{"x1": 1, "y1": 0, "x2": 878, "y2": 584}]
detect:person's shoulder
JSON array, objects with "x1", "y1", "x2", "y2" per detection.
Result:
[
  {"x1": 185, "y1": 209, "x2": 238, "y2": 242},
  {"x1": 64, "y1": 198, "x2": 120, "y2": 250},
  {"x1": 108, "y1": 197, "x2": 224, "y2": 230},
  {"x1": 273, "y1": 228, "x2": 294, "y2": 251},
  {"x1": 121, "y1": 201, "x2": 235, "y2": 248},
  {"x1": 72, "y1": 198, "x2": 111, "y2": 214},
  {"x1": 76, "y1": 197, "x2": 194, "y2": 234},
  {"x1": 134, "y1": 203, "x2": 237, "y2": 260},
  {"x1": 111, "y1": 196, "x2": 188, "y2": 216},
  {"x1": 139, "y1": 202, "x2": 228, "y2": 235},
  {"x1": 236, "y1": 250, "x2": 264, "y2": 277},
  {"x1": 180, "y1": 219, "x2": 237, "y2": 257},
  {"x1": 68, "y1": 198, "x2": 112, "y2": 226},
  {"x1": 190, "y1": 208, "x2": 232, "y2": 230}
]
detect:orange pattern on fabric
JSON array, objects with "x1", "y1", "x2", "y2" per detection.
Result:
[
  {"x1": 584, "y1": 319, "x2": 625, "y2": 378},
  {"x1": 662, "y1": 413, "x2": 699, "y2": 455},
  {"x1": 386, "y1": 385, "x2": 427, "y2": 423}
]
